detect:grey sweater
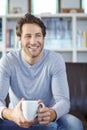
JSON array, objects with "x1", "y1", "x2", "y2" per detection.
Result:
[{"x1": 0, "y1": 49, "x2": 70, "y2": 120}]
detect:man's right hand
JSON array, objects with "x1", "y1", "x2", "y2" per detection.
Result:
[{"x1": 2, "y1": 99, "x2": 35, "y2": 128}]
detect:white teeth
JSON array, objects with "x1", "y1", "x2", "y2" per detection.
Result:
[
  {"x1": 27, "y1": 45, "x2": 39, "y2": 49},
  {"x1": 29, "y1": 46, "x2": 38, "y2": 49}
]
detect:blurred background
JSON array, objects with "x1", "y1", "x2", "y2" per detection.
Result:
[{"x1": 0, "y1": 0, "x2": 87, "y2": 63}]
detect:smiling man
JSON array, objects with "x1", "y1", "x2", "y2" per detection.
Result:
[
  {"x1": 0, "y1": 13, "x2": 83, "y2": 130},
  {"x1": 20, "y1": 23, "x2": 44, "y2": 64}
]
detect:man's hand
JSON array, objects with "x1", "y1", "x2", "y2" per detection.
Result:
[
  {"x1": 37, "y1": 101, "x2": 57, "y2": 125},
  {"x1": 2, "y1": 99, "x2": 35, "y2": 128}
]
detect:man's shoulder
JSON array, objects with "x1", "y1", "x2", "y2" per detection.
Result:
[
  {"x1": 6, "y1": 49, "x2": 20, "y2": 59},
  {"x1": 0, "y1": 50, "x2": 21, "y2": 65},
  {"x1": 44, "y1": 49, "x2": 63, "y2": 60},
  {"x1": 44, "y1": 49, "x2": 65, "y2": 68}
]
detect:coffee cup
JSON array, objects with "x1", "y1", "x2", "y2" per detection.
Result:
[{"x1": 22, "y1": 100, "x2": 39, "y2": 120}]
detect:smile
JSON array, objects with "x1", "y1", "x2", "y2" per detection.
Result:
[
  {"x1": 30, "y1": 46, "x2": 38, "y2": 49},
  {"x1": 28, "y1": 45, "x2": 39, "y2": 49}
]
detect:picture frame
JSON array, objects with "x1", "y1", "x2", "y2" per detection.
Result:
[
  {"x1": 8, "y1": 0, "x2": 30, "y2": 14},
  {"x1": 59, "y1": 0, "x2": 82, "y2": 13},
  {"x1": 11, "y1": 7, "x2": 22, "y2": 14}
]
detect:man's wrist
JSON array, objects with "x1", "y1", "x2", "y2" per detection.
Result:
[{"x1": 49, "y1": 108, "x2": 57, "y2": 122}]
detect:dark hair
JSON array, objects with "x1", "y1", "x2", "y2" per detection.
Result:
[{"x1": 16, "y1": 13, "x2": 46, "y2": 37}]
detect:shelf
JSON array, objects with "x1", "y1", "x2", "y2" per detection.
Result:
[
  {"x1": 44, "y1": 47, "x2": 73, "y2": 51},
  {"x1": 6, "y1": 13, "x2": 25, "y2": 19},
  {"x1": 77, "y1": 48, "x2": 87, "y2": 51},
  {"x1": 40, "y1": 13, "x2": 73, "y2": 18},
  {"x1": 0, "y1": 13, "x2": 87, "y2": 62}
]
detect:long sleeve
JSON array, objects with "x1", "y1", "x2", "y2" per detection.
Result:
[
  {"x1": 0, "y1": 57, "x2": 10, "y2": 119},
  {"x1": 51, "y1": 55, "x2": 70, "y2": 119}
]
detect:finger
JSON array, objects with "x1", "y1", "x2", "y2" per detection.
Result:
[
  {"x1": 25, "y1": 119, "x2": 35, "y2": 125},
  {"x1": 38, "y1": 107, "x2": 49, "y2": 113},
  {"x1": 38, "y1": 99, "x2": 42, "y2": 104},
  {"x1": 39, "y1": 118, "x2": 49, "y2": 125},
  {"x1": 38, "y1": 112, "x2": 50, "y2": 118},
  {"x1": 38, "y1": 100, "x2": 45, "y2": 108},
  {"x1": 16, "y1": 98, "x2": 24, "y2": 109},
  {"x1": 19, "y1": 120, "x2": 34, "y2": 128},
  {"x1": 19, "y1": 124, "x2": 30, "y2": 128},
  {"x1": 38, "y1": 116, "x2": 50, "y2": 121},
  {"x1": 39, "y1": 102, "x2": 45, "y2": 108},
  {"x1": 34, "y1": 117, "x2": 38, "y2": 122},
  {"x1": 43, "y1": 116, "x2": 50, "y2": 121},
  {"x1": 20, "y1": 98, "x2": 25, "y2": 108}
]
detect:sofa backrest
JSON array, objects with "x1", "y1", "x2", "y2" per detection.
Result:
[{"x1": 66, "y1": 63, "x2": 87, "y2": 119}]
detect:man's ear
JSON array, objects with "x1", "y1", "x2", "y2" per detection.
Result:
[
  {"x1": 18, "y1": 37, "x2": 21, "y2": 44},
  {"x1": 18, "y1": 37, "x2": 21, "y2": 42}
]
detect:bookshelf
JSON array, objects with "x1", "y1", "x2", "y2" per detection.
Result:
[
  {"x1": 0, "y1": 13, "x2": 87, "y2": 62},
  {"x1": 41, "y1": 13, "x2": 87, "y2": 62},
  {"x1": 0, "y1": 16, "x2": 6, "y2": 58}
]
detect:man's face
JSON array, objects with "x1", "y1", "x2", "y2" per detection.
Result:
[{"x1": 19, "y1": 23, "x2": 44, "y2": 60}]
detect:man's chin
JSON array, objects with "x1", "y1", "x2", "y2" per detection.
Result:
[{"x1": 29, "y1": 53, "x2": 39, "y2": 58}]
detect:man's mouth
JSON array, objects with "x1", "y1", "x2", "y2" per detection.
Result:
[
  {"x1": 29, "y1": 46, "x2": 39, "y2": 49},
  {"x1": 27, "y1": 45, "x2": 40, "y2": 50}
]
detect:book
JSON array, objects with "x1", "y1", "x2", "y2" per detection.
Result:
[{"x1": 0, "y1": 18, "x2": 2, "y2": 41}]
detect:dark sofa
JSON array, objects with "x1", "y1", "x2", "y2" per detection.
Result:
[{"x1": 66, "y1": 63, "x2": 87, "y2": 130}]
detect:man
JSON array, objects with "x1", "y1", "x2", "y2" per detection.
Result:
[{"x1": 0, "y1": 13, "x2": 83, "y2": 130}]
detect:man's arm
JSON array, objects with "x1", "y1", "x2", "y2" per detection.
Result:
[
  {"x1": 1, "y1": 99, "x2": 35, "y2": 128},
  {"x1": 51, "y1": 54, "x2": 70, "y2": 120}
]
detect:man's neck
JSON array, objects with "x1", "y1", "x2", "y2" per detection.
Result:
[{"x1": 21, "y1": 51, "x2": 43, "y2": 65}]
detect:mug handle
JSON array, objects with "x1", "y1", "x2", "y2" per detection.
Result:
[{"x1": 34, "y1": 102, "x2": 45, "y2": 118}]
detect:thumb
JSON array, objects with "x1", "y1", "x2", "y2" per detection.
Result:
[
  {"x1": 38, "y1": 99, "x2": 45, "y2": 108},
  {"x1": 17, "y1": 98, "x2": 24, "y2": 110}
]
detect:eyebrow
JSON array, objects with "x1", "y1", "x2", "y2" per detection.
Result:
[{"x1": 25, "y1": 33, "x2": 42, "y2": 36}]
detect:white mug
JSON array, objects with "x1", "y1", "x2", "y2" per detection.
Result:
[{"x1": 22, "y1": 100, "x2": 39, "y2": 120}]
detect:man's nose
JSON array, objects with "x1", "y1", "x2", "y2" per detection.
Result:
[{"x1": 30, "y1": 36, "x2": 36, "y2": 44}]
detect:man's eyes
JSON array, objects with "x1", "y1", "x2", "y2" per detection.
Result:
[
  {"x1": 36, "y1": 34, "x2": 41, "y2": 37},
  {"x1": 25, "y1": 35, "x2": 31, "y2": 38},
  {"x1": 25, "y1": 34, "x2": 41, "y2": 38}
]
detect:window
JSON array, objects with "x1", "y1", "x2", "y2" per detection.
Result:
[
  {"x1": 0, "y1": 0, "x2": 7, "y2": 15},
  {"x1": 82, "y1": 0, "x2": 87, "y2": 13},
  {"x1": 31, "y1": 0, "x2": 58, "y2": 14}
]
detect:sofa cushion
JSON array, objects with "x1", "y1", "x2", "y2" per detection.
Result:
[{"x1": 66, "y1": 63, "x2": 87, "y2": 118}]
